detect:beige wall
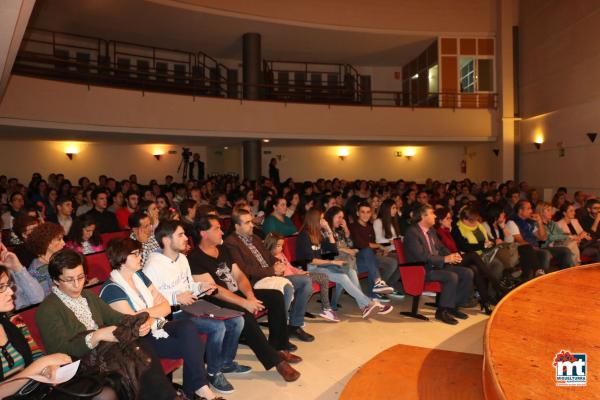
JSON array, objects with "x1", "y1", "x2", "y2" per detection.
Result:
[
  {"x1": 260, "y1": 144, "x2": 497, "y2": 182},
  {"x1": 0, "y1": 139, "x2": 207, "y2": 183},
  {"x1": 0, "y1": 139, "x2": 500, "y2": 184},
  {"x1": 518, "y1": 0, "x2": 600, "y2": 195},
  {"x1": 0, "y1": 76, "x2": 497, "y2": 142}
]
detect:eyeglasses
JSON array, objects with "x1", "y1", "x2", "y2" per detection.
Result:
[
  {"x1": 0, "y1": 281, "x2": 16, "y2": 293},
  {"x1": 58, "y1": 275, "x2": 87, "y2": 285}
]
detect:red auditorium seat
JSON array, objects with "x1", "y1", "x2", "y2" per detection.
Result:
[
  {"x1": 85, "y1": 251, "x2": 112, "y2": 282},
  {"x1": 393, "y1": 239, "x2": 442, "y2": 321},
  {"x1": 17, "y1": 303, "x2": 185, "y2": 377},
  {"x1": 283, "y1": 235, "x2": 298, "y2": 264},
  {"x1": 100, "y1": 230, "x2": 131, "y2": 248},
  {"x1": 15, "y1": 305, "x2": 45, "y2": 353},
  {"x1": 220, "y1": 217, "x2": 232, "y2": 233}
]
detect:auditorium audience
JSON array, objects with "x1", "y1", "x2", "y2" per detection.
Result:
[
  {"x1": 557, "y1": 202, "x2": 600, "y2": 263},
  {"x1": 143, "y1": 220, "x2": 246, "y2": 394},
  {"x1": 404, "y1": 205, "x2": 474, "y2": 325},
  {"x1": 36, "y1": 249, "x2": 180, "y2": 400},
  {"x1": 188, "y1": 216, "x2": 302, "y2": 382},
  {"x1": 536, "y1": 201, "x2": 576, "y2": 267},
  {"x1": 264, "y1": 232, "x2": 339, "y2": 322},
  {"x1": 297, "y1": 209, "x2": 392, "y2": 319},
  {"x1": 0, "y1": 264, "x2": 79, "y2": 398},
  {"x1": 100, "y1": 238, "x2": 222, "y2": 400},
  {"x1": 225, "y1": 209, "x2": 314, "y2": 342}
]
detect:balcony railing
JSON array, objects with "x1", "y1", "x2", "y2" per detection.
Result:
[{"x1": 13, "y1": 28, "x2": 497, "y2": 109}]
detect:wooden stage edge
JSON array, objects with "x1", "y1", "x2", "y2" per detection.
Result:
[{"x1": 483, "y1": 262, "x2": 600, "y2": 400}]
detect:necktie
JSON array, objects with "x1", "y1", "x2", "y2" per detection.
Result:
[{"x1": 427, "y1": 230, "x2": 439, "y2": 256}]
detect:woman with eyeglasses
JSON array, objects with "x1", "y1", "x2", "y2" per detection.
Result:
[
  {"x1": 0, "y1": 243, "x2": 44, "y2": 311},
  {"x1": 100, "y1": 238, "x2": 224, "y2": 400},
  {"x1": 36, "y1": 249, "x2": 184, "y2": 399},
  {"x1": 0, "y1": 263, "x2": 75, "y2": 398}
]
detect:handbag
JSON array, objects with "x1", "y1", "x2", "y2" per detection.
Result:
[{"x1": 495, "y1": 242, "x2": 520, "y2": 269}]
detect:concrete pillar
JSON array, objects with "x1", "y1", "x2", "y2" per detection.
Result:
[
  {"x1": 242, "y1": 33, "x2": 262, "y2": 100},
  {"x1": 0, "y1": 0, "x2": 36, "y2": 102},
  {"x1": 497, "y1": 0, "x2": 518, "y2": 181},
  {"x1": 243, "y1": 140, "x2": 262, "y2": 180}
]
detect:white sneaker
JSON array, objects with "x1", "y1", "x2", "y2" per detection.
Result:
[
  {"x1": 373, "y1": 280, "x2": 394, "y2": 294},
  {"x1": 422, "y1": 291, "x2": 437, "y2": 297},
  {"x1": 319, "y1": 308, "x2": 340, "y2": 322}
]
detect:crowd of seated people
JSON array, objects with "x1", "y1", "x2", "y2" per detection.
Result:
[{"x1": 2, "y1": 171, "x2": 600, "y2": 398}]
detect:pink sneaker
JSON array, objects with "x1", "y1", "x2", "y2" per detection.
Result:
[
  {"x1": 319, "y1": 308, "x2": 340, "y2": 322},
  {"x1": 376, "y1": 304, "x2": 394, "y2": 315}
]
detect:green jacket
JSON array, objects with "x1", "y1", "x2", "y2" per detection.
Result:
[{"x1": 36, "y1": 289, "x2": 123, "y2": 358}]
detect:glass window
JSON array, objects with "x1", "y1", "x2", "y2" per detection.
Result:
[
  {"x1": 428, "y1": 65, "x2": 438, "y2": 93},
  {"x1": 459, "y1": 58, "x2": 475, "y2": 93},
  {"x1": 477, "y1": 59, "x2": 494, "y2": 91}
]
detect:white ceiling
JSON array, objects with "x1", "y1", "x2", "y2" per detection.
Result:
[{"x1": 28, "y1": 0, "x2": 435, "y2": 66}]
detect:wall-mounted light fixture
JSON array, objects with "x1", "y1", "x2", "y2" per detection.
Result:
[
  {"x1": 65, "y1": 144, "x2": 79, "y2": 160},
  {"x1": 533, "y1": 134, "x2": 544, "y2": 150},
  {"x1": 337, "y1": 147, "x2": 349, "y2": 161},
  {"x1": 263, "y1": 139, "x2": 270, "y2": 143},
  {"x1": 587, "y1": 132, "x2": 597, "y2": 143},
  {"x1": 395, "y1": 151, "x2": 402, "y2": 158},
  {"x1": 404, "y1": 147, "x2": 416, "y2": 160},
  {"x1": 152, "y1": 149, "x2": 165, "y2": 160}
]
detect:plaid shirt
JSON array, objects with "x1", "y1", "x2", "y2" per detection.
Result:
[{"x1": 130, "y1": 232, "x2": 161, "y2": 267}]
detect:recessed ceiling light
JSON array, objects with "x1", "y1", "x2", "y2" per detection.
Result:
[
  {"x1": 263, "y1": 139, "x2": 270, "y2": 143},
  {"x1": 224, "y1": 146, "x2": 229, "y2": 150}
]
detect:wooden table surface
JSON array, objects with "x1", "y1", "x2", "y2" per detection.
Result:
[{"x1": 483, "y1": 263, "x2": 600, "y2": 399}]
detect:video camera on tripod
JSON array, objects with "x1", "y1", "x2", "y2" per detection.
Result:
[{"x1": 177, "y1": 147, "x2": 193, "y2": 180}]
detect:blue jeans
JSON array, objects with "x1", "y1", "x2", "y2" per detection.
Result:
[
  {"x1": 145, "y1": 319, "x2": 208, "y2": 398},
  {"x1": 285, "y1": 274, "x2": 313, "y2": 327},
  {"x1": 308, "y1": 264, "x2": 370, "y2": 309},
  {"x1": 173, "y1": 310, "x2": 244, "y2": 375},
  {"x1": 356, "y1": 248, "x2": 382, "y2": 297}
]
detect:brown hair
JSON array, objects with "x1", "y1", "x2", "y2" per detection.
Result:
[
  {"x1": 300, "y1": 208, "x2": 322, "y2": 245},
  {"x1": 12, "y1": 215, "x2": 38, "y2": 240},
  {"x1": 106, "y1": 238, "x2": 142, "y2": 270},
  {"x1": 26, "y1": 222, "x2": 64, "y2": 256},
  {"x1": 458, "y1": 206, "x2": 481, "y2": 222},
  {"x1": 264, "y1": 232, "x2": 284, "y2": 253}
]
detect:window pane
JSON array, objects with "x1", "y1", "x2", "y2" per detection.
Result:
[
  {"x1": 478, "y1": 59, "x2": 494, "y2": 91},
  {"x1": 459, "y1": 57, "x2": 475, "y2": 93}
]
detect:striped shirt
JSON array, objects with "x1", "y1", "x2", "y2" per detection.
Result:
[{"x1": 1, "y1": 343, "x2": 26, "y2": 378}]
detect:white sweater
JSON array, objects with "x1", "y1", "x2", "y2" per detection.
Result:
[
  {"x1": 143, "y1": 251, "x2": 196, "y2": 306},
  {"x1": 373, "y1": 218, "x2": 399, "y2": 251}
]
